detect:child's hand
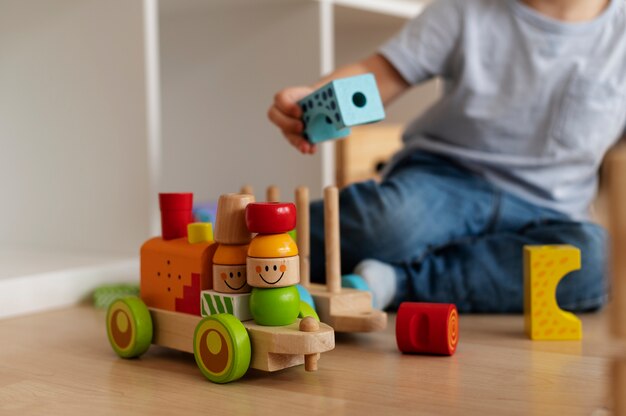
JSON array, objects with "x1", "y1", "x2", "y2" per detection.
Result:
[{"x1": 268, "y1": 86, "x2": 316, "y2": 154}]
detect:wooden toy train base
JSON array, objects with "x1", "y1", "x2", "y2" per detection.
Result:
[
  {"x1": 106, "y1": 297, "x2": 334, "y2": 383},
  {"x1": 308, "y1": 284, "x2": 387, "y2": 332}
]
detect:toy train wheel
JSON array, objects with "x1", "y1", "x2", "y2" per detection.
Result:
[
  {"x1": 106, "y1": 297, "x2": 153, "y2": 358},
  {"x1": 193, "y1": 314, "x2": 251, "y2": 383}
]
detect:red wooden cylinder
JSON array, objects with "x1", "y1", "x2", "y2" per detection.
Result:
[
  {"x1": 159, "y1": 193, "x2": 193, "y2": 240},
  {"x1": 396, "y1": 302, "x2": 459, "y2": 356},
  {"x1": 245, "y1": 202, "x2": 296, "y2": 234}
]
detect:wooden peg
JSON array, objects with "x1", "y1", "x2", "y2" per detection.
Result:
[
  {"x1": 614, "y1": 357, "x2": 626, "y2": 416},
  {"x1": 214, "y1": 194, "x2": 255, "y2": 245},
  {"x1": 299, "y1": 317, "x2": 320, "y2": 371},
  {"x1": 240, "y1": 185, "x2": 254, "y2": 196},
  {"x1": 607, "y1": 146, "x2": 626, "y2": 415},
  {"x1": 608, "y1": 147, "x2": 626, "y2": 339},
  {"x1": 267, "y1": 185, "x2": 280, "y2": 202},
  {"x1": 324, "y1": 186, "x2": 341, "y2": 294},
  {"x1": 296, "y1": 186, "x2": 310, "y2": 287}
]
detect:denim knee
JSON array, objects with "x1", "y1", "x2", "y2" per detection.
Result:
[{"x1": 555, "y1": 223, "x2": 608, "y2": 312}]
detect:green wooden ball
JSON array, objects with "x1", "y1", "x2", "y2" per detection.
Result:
[{"x1": 249, "y1": 286, "x2": 300, "y2": 326}]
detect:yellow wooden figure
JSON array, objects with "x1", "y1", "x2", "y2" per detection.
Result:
[{"x1": 524, "y1": 245, "x2": 582, "y2": 340}]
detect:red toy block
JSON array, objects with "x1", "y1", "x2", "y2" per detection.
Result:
[
  {"x1": 396, "y1": 302, "x2": 459, "y2": 356},
  {"x1": 245, "y1": 202, "x2": 296, "y2": 234},
  {"x1": 159, "y1": 193, "x2": 193, "y2": 240}
]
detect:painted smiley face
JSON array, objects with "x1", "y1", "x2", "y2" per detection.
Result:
[
  {"x1": 213, "y1": 264, "x2": 250, "y2": 293},
  {"x1": 221, "y1": 270, "x2": 248, "y2": 291},
  {"x1": 246, "y1": 256, "x2": 300, "y2": 288},
  {"x1": 255, "y1": 263, "x2": 287, "y2": 285}
]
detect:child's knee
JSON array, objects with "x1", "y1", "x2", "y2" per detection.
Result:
[{"x1": 556, "y1": 225, "x2": 608, "y2": 312}]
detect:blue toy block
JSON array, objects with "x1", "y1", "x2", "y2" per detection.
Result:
[
  {"x1": 299, "y1": 73, "x2": 385, "y2": 144},
  {"x1": 296, "y1": 284, "x2": 316, "y2": 311},
  {"x1": 193, "y1": 201, "x2": 218, "y2": 223},
  {"x1": 341, "y1": 274, "x2": 374, "y2": 308},
  {"x1": 341, "y1": 274, "x2": 370, "y2": 292}
]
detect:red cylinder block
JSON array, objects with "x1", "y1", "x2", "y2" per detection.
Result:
[
  {"x1": 396, "y1": 302, "x2": 459, "y2": 356},
  {"x1": 159, "y1": 193, "x2": 193, "y2": 240},
  {"x1": 245, "y1": 202, "x2": 297, "y2": 234}
]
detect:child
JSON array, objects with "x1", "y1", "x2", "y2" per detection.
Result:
[{"x1": 268, "y1": 0, "x2": 626, "y2": 312}]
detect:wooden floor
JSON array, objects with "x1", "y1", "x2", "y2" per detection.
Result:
[{"x1": 0, "y1": 305, "x2": 623, "y2": 415}]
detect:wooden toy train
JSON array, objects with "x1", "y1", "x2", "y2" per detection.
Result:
[{"x1": 106, "y1": 192, "x2": 335, "y2": 383}]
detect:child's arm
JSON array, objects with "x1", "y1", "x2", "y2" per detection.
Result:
[{"x1": 268, "y1": 53, "x2": 410, "y2": 155}]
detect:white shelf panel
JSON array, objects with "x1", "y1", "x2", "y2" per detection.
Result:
[
  {"x1": 0, "y1": 248, "x2": 138, "y2": 319},
  {"x1": 328, "y1": 0, "x2": 427, "y2": 18}
]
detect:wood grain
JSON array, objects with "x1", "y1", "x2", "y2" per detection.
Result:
[
  {"x1": 240, "y1": 185, "x2": 254, "y2": 196},
  {"x1": 336, "y1": 124, "x2": 403, "y2": 187},
  {"x1": 608, "y1": 146, "x2": 626, "y2": 339},
  {"x1": 295, "y1": 186, "x2": 310, "y2": 287},
  {"x1": 309, "y1": 283, "x2": 387, "y2": 332},
  {"x1": 1, "y1": 305, "x2": 622, "y2": 415},
  {"x1": 214, "y1": 194, "x2": 255, "y2": 245},
  {"x1": 150, "y1": 307, "x2": 199, "y2": 353},
  {"x1": 324, "y1": 186, "x2": 341, "y2": 294},
  {"x1": 607, "y1": 144, "x2": 626, "y2": 416},
  {"x1": 266, "y1": 185, "x2": 280, "y2": 203}
]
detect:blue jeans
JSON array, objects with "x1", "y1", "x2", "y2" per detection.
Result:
[{"x1": 309, "y1": 151, "x2": 608, "y2": 313}]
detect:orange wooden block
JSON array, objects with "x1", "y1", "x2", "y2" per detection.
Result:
[
  {"x1": 140, "y1": 237, "x2": 217, "y2": 315},
  {"x1": 524, "y1": 245, "x2": 582, "y2": 340}
]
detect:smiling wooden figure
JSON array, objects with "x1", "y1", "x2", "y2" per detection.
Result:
[
  {"x1": 108, "y1": 192, "x2": 334, "y2": 383},
  {"x1": 198, "y1": 193, "x2": 256, "y2": 321},
  {"x1": 245, "y1": 202, "x2": 301, "y2": 326},
  {"x1": 213, "y1": 244, "x2": 250, "y2": 294}
]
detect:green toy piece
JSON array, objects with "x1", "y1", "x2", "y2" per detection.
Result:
[
  {"x1": 298, "y1": 300, "x2": 320, "y2": 321},
  {"x1": 106, "y1": 296, "x2": 153, "y2": 358},
  {"x1": 296, "y1": 284, "x2": 316, "y2": 311},
  {"x1": 193, "y1": 314, "x2": 251, "y2": 383},
  {"x1": 94, "y1": 283, "x2": 140, "y2": 309},
  {"x1": 249, "y1": 286, "x2": 300, "y2": 326}
]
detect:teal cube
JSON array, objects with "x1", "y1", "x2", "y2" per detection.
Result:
[{"x1": 299, "y1": 73, "x2": 385, "y2": 144}]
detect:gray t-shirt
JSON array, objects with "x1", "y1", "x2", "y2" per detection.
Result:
[{"x1": 380, "y1": 0, "x2": 626, "y2": 219}]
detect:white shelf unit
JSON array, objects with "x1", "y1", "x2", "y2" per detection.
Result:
[
  {"x1": 0, "y1": 0, "x2": 151, "y2": 318},
  {"x1": 0, "y1": 0, "x2": 430, "y2": 318},
  {"x1": 330, "y1": 0, "x2": 426, "y2": 18}
]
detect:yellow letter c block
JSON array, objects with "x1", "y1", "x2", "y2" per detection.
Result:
[{"x1": 524, "y1": 245, "x2": 582, "y2": 340}]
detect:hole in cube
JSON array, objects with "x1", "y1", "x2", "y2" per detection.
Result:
[{"x1": 352, "y1": 92, "x2": 366, "y2": 108}]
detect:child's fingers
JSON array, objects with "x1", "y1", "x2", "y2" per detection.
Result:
[
  {"x1": 284, "y1": 133, "x2": 314, "y2": 154},
  {"x1": 306, "y1": 143, "x2": 317, "y2": 154},
  {"x1": 273, "y1": 87, "x2": 312, "y2": 118},
  {"x1": 274, "y1": 91, "x2": 302, "y2": 118},
  {"x1": 267, "y1": 105, "x2": 303, "y2": 134}
]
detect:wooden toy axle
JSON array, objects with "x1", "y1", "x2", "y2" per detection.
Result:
[{"x1": 299, "y1": 317, "x2": 321, "y2": 371}]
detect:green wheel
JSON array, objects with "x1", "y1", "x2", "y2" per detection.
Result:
[
  {"x1": 106, "y1": 297, "x2": 152, "y2": 358},
  {"x1": 193, "y1": 314, "x2": 251, "y2": 384}
]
